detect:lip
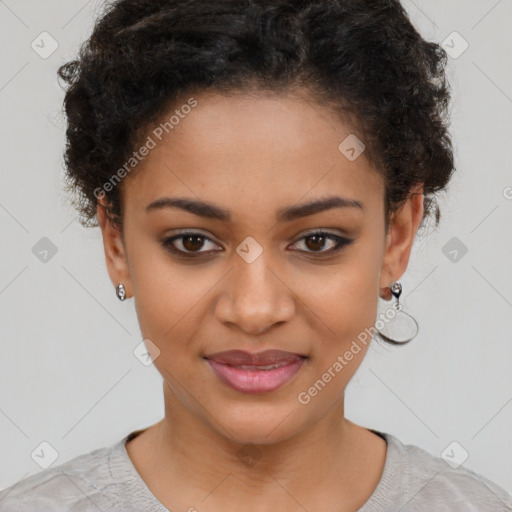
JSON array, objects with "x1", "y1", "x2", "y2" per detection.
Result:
[
  {"x1": 204, "y1": 350, "x2": 307, "y2": 394},
  {"x1": 205, "y1": 349, "x2": 306, "y2": 366}
]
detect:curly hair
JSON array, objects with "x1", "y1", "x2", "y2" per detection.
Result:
[{"x1": 57, "y1": 0, "x2": 455, "y2": 236}]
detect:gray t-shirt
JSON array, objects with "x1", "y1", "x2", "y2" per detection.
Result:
[{"x1": 1, "y1": 428, "x2": 511, "y2": 511}]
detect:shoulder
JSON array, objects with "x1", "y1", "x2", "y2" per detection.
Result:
[
  {"x1": 0, "y1": 441, "x2": 122, "y2": 511},
  {"x1": 384, "y1": 433, "x2": 512, "y2": 511}
]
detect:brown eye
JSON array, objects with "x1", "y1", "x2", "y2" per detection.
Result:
[
  {"x1": 182, "y1": 234, "x2": 206, "y2": 252},
  {"x1": 304, "y1": 233, "x2": 328, "y2": 252},
  {"x1": 291, "y1": 231, "x2": 354, "y2": 255},
  {"x1": 162, "y1": 231, "x2": 221, "y2": 257}
]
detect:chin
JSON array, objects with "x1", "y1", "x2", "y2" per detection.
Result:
[{"x1": 210, "y1": 403, "x2": 305, "y2": 447}]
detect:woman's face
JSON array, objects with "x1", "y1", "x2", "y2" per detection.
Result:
[{"x1": 98, "y1": 90, "x2": 422, "y2": 445}]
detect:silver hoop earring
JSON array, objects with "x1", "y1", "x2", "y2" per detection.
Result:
[
  {"x1": 375, "y1": 281, "x2": 418, "y2": 344},
  {"x1": 116, "y1": 282, "x2": 126, "y2": 302}
]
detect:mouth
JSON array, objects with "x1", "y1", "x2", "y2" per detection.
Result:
[{"x1": 203, "y1": 350, "x2": 308, "y2": 394}]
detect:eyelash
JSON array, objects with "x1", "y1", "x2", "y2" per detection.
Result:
[{"x1": 161, "y1": 230, "x2": 354, "y2": 258}]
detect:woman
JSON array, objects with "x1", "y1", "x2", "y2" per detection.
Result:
[{"x1": 1, "y1": 0, "x2": 510, "y2": 510}]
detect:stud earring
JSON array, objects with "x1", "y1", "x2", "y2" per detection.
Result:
[
  {"x1": 375, "y1": 281, "x2": 418, "y2": 344},
  {"x1": 116, "y1": 282, "x2": 126, "y2": 302}
]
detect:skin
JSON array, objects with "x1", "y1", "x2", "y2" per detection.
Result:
[{"x1": 97, "y1": 89, "x2": 424, "y2": 512}]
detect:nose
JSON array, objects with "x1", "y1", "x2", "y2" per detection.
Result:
[{"x1": 214, "y1": 254, "x2": 295, "y2": 335}]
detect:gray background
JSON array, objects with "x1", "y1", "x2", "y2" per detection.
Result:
[{"x1": 1, "y1": 0, "x2": 511, "y2": 496}]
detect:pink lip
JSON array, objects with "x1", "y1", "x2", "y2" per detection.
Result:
[{"x1": 205, "y1": 354, "x2": 307, "y2": 394}]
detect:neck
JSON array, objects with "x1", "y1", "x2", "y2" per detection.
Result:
[
  {"x1": 160, "y1": 387, "x2": 349, "y2": 477},
  {"x1": 128, "y1": 383, "x2": 384, "y2": 511}
]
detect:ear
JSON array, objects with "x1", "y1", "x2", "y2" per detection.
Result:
[
  {"x1": 379, "y1": 184, "x2": 424, "y2": 297},
  {"x1": 97, "y1": 198, "x2": 132, "y2": 299}
]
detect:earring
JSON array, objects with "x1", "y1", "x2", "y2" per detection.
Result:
[
  {"x1": 375, "y1": 281, "x2": 418, "y2": 344},
  {"x1": 116, "y1": 282, "x2": 126, "y2": 302}
]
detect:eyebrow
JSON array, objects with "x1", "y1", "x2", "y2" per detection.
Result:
[{"x1": 145, "y1": 195, "x2": 364, "y2": 222}]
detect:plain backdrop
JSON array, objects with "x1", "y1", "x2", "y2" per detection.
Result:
[{"x1": 1, "y1": 0, "x2": 511, "y2": 496}]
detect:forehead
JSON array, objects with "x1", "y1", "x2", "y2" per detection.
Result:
[{"x1": 122, "y1": 90, "x2": 384, "y2": 219}]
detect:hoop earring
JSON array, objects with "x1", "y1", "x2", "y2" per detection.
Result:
[
  {"x1": 375, "y1": 281, "x2": 418, "y2": 345},
  {"x1": 116, "y1": 282, "x2": 126, "y2": 302}
]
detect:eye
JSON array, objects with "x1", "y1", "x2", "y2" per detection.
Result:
[
  {"x1": 161, "y1": 229, "x2": 354, "y2": 259},
  {"x1": 161, "y1": 231, "x2": 222, "y2": 257},
  {"x1": 289, "y1": 230, "x2": 354, "y2": 255}
]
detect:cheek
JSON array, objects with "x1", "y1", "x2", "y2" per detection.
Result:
[
  {"x1": 300, "y1": 256, "x2": 380, "y2": 339},
  {"x1": 128, "y1": 243, "x2": 214, "y2": 342},
  {"x1": 131, "y1": 261, "x2": 211, "y2": 383},
  {"x1": 293, "y1": 264, "x2": 379, "y2": 403},
  {"x1": 293, "y1": 248, "x2": 381, "y2": 380}
]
